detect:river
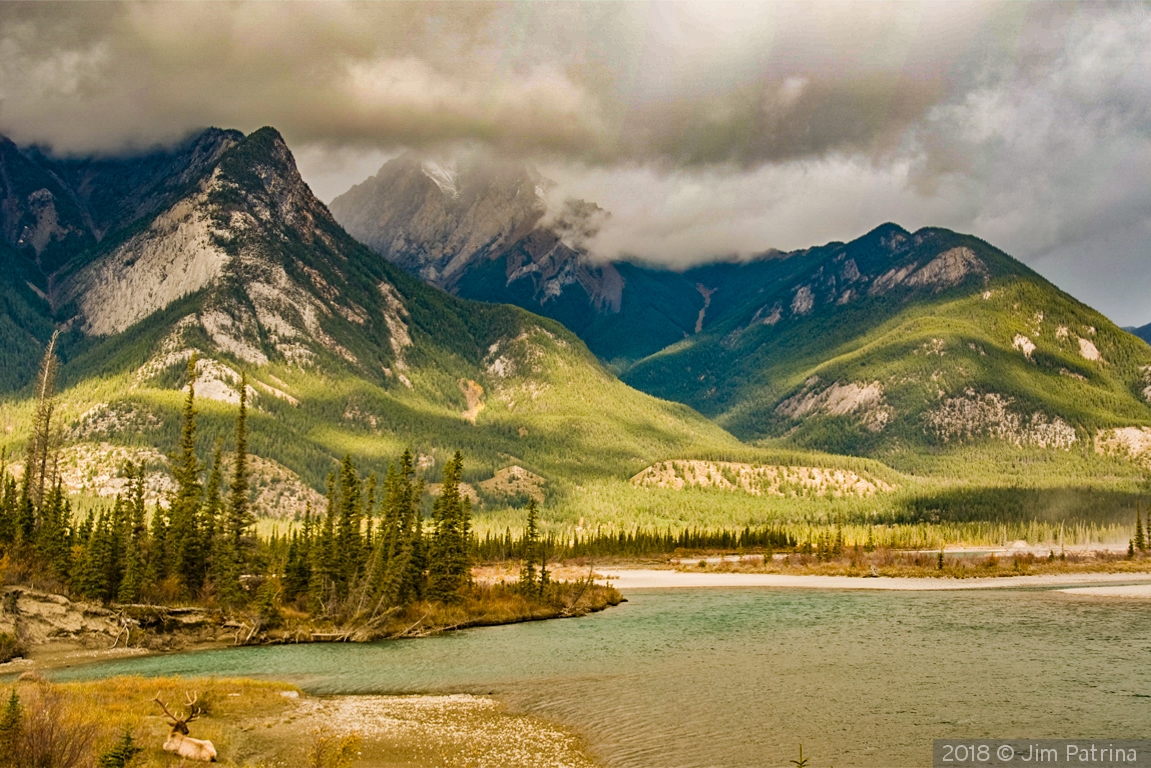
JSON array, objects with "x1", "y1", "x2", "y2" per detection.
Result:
[{"x1": 45, "y1": 587, "x2": 1151, "y2": 767}]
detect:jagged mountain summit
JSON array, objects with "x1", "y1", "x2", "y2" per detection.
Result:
[
  {"x1": 330, "y1": 153, "x2": 711, "y2": 365},
  {"x1": 0, "y1": 127, "x2": 742, "y2": 512}
]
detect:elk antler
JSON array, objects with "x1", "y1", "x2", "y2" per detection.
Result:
[
  {"x1": 184, "y1": 691, "x2": 202, "y2": 723},
  {"x1": 153, "y1": 693, "x2": 180, "y2": 724}
]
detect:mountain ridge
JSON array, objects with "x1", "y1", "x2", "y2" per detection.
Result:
[
  {"x1": 0, "y1": 127, "x2": 750, "y2": 518},
  {"x1": 326, "y1": 153, "x2": 1151, "y2": 465}
]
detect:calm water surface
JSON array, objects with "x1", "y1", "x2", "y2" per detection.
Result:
[{"x1": 46, "y1": 588, "x2": 1151, "y2": 767}]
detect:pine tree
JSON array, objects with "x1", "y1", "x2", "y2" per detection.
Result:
[
  {"x1": 221, "y1": 374, "x2": 253, "y2": 605},
  {"x1": 334, "y1": 454, "x2": 364, "y2": 596},
  {"x1": 0, "y1": 688, "x2": 22, "y2": 767},
  {"x1": 308, "y1": 473, "x2": 338, "y2": 611},
  {"x1": 0, "y1": 453, "x2": 13, "y2": 554},
  {"x1": 35, "y1": 480, "x2": 71, "y2": 582},
  {"x1": 1135, "y1": 510, "x2": 1146, "y2": 553},
  {"x1": 97, "y1": 728, "x2": 143, "y2": 768},
  {"x1": 519, "y1": 499, "x2": 540, "y2": 595},
  {"x1": 428, "y1": 452, "x2": 471, "y2": 602},
  {"x1": 119, "y1": 464, "x2": 149, "y2": 603},
  {"x1": 169, "y1": 356, "x2": 204, "y2": 595},
  {"x1": 203, "y1": 438, "x2": 224, "y2": 585}
]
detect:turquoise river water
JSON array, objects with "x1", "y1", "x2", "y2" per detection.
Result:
[{"x1": 40, "y1": 587, "x2": 1151, "y2": 767}]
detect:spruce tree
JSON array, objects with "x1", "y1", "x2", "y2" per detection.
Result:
[
  {"x1": 97, "y1": 728, "x2": 143, "y2": 768},
  {"x1": 221, "y1": 374, "x2": 253, "y2": 604},
  {"x1": 35, "y1": 480, "x2": 71, "y2": 582},
  {"x1": 519, "y1": 499, "x2": 540, "y2": 595},
  {"x1": 1136, "y1": 511, "x2": 1146, "y2": 553},
  {"x1": 0, "y1": 454, "x2": 13, "y2": 553},
  {"x1": 428, "y1": 452, "x2": 470, "y2": 602},
  {"x1": 203, "y1": 439, "x2": 224, "y2": 586},
  {"x1": 0, "y1": 688, "x2": 22, "y2": 766},
  {"x1": 334, "y1": 454, "x2": 364, "y2": 596},
  {"x1": 308, "y1": 473, "x2": 338, "y2": 611},
  {"x1": 169, "y1": 356, "x2": 204, "y2": 595},
  {"x1": 118, "y1": 466, "x2": 149, "y2": 603}
]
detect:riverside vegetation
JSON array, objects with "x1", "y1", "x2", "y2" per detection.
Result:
[
  {"x1": 0, "y1": 676, "x2": 597, "y2": 768},
  {"x1": 0, "y1": 341, "x2": 620, "y2": 664}
]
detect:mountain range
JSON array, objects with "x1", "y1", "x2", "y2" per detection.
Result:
[
  {"x1": 2, "y1": 128, "x2": 1150, "y2": 529},
  {"x1": 0, "y1": 128, "x2": 744, "y2": 521},
  {"x1": 331, "y1": 154, "x2": 1151, "y2": 470}
]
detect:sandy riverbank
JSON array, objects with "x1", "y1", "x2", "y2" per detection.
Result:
[
  {"x1": 595, "y1": 569, "x2": 1151, "y2": 591},
  {"x1": 1057, "y1": 583, "x2": 1151, "y2": 597},
  {"x1": 0, "y1": 675, "x2": 597, "y2": 768}
]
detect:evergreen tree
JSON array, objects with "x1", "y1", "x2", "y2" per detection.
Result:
[
  {"x1": 169, "y1": 356, "x2": 204, "y2": 595},
  {"x1": 519, "y1": 499, "x2": 540, "y2": 595},
  {"x1": 1135, "y1": 510, "x2": 1146, "y2": 553},
  {"x1": 428, "y1": 452, "x2": 471, "y2": 602},
  {"x1": 118, "y1": 465, "x2": 149, "y2": 603},
  {"x1": 97, "y1": 728, "x2": 143, "y2": 768},
  {"x1": 308, "y1": 473, "x2": 338, "y2": 611},
  {"x1": 0, "y1": 688, "x2": 22, "y2": 767},
  {"x1": 35, "y1": 480, "x2": 71, "y2": 582},
  {"x1": 203, "y1": 438, "x2": 224, "y2": 585},
  {"x1": 334, "y1": 454, "x2": 365, "y2": 596},
  {"x1": 74, "y1": 511, "x2": 111, "y2": 601},
  {"x1": 221, "y1": 374, "x2": 253, "y2": 605},
  {"x1": 0, "y1": 454, "x2": 13, "y2": 553}
]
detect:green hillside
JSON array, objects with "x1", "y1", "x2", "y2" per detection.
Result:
[
  {"x1": 622, "y1": 225, "x2": 1151, "y2": 464},
  {"x1": 0, "y1": 126, "x2": 768, "y2": 524}
]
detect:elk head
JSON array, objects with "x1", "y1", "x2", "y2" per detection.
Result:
[{"x1": 153, "y1": 691, "x2": 218, "y2": 762}]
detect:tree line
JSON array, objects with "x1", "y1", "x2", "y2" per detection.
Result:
[{"x1": 0, "y1": 345, "x2": 477, "y2": 616}]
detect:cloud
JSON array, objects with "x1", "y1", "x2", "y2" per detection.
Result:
[{"x1": 2, "y1": 2, "x2": 1149, "y2": 322}]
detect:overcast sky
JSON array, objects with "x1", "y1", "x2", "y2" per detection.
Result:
[{"x1": 2, "y1": 2, "x2": 1149, "y2": 325}]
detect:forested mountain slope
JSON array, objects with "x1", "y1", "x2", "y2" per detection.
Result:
[
  {"x1": 0, "y1": 127, "x2": 747, "y2": 517},
  {"x1": 622, "y1": 224, "x2": 1151, "y2": 465}
]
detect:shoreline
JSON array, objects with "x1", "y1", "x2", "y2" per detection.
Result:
[{"x1": 595, "y1": 568, "x2": 1151, "y2": 592}]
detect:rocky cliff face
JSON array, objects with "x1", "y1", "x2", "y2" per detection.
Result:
[
  {"x1": 331, "y1": 156, "x2": 625, "y2": 311},
  {"x1": 331, "y1": 154, "x2": 549, "y2": 286},
  {"x1": 0, "y1": 126, "x2": 737, "y2": 501}
]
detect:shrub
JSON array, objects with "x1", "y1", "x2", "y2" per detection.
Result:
[
  {"x1": 0, "y1": 632, "x2": 24, "y2": 664},
  {"x1": 308, "y1": 728, "x2": 362, "y2": 768},
  {"x1": 3, "y1": 682, "x2": 97, "y2": 768}
]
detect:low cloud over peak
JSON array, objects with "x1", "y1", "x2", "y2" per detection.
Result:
[{"x1": 3, "y1": 2, "x2": 1150, "y2": 323}]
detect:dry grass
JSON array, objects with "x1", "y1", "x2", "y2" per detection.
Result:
[
  {"x1": 1, "y1": 676, "x2": 600, "y2": 767},
  {"x1": 675, "y1": 548, "x2": 1151, "y2": 579}
]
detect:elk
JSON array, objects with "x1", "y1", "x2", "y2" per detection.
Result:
[{"x1": 153, "y1": 691, "x2": 218, "y2": 762}]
